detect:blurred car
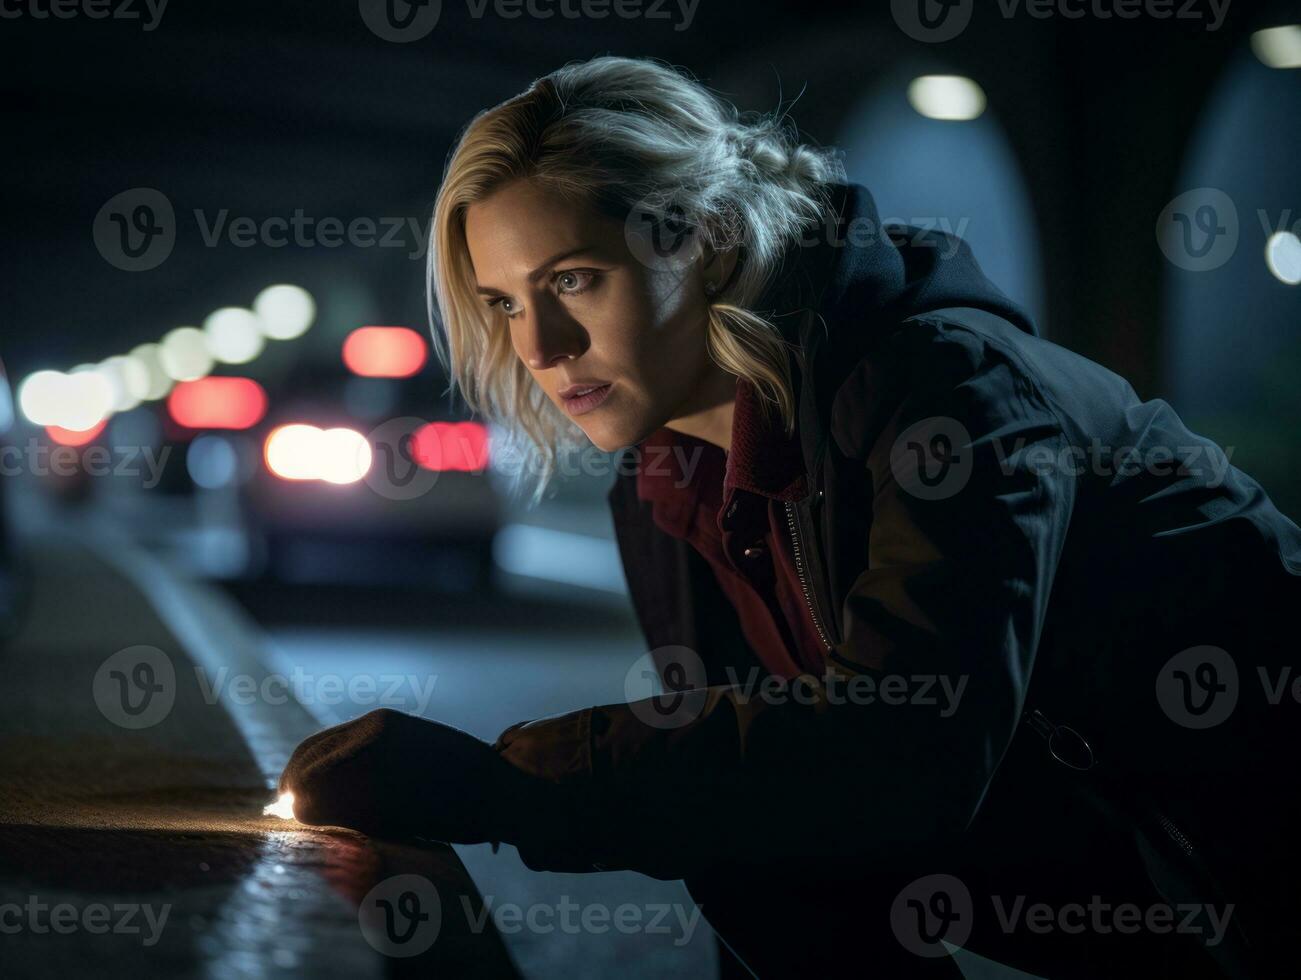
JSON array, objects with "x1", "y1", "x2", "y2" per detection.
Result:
[{"x1": 240, "y1": 338, "x2": 500, "y2": 591}]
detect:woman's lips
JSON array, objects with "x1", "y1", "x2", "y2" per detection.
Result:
[{"x1": 561, "y1": 383, "x2": 613, "y2": 417}]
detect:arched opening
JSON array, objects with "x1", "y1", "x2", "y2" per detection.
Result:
[
  {"x1": 836, "y1": 66, "x2": 1047, "y2": 332},
  {"x1": 1162, "y1": 37, "x2": 1301, "y2": 517}
]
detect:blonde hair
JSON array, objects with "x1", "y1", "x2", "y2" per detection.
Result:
[{"x1": 428, "y1": 55, "x2": 845, "y2": 488}]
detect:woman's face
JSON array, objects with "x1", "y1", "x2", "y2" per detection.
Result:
[{"x1": 463, "y1": 178, "x2": 727, "y2": 452}]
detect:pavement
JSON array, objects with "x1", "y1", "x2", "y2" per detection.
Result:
[{"x1": 0, "y1": 523, "x2": 518, "y2": 977}]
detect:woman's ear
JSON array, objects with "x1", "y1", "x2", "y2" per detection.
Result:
[{"x1": 699, "y1": 243, "x2": 742, "y2": 297}]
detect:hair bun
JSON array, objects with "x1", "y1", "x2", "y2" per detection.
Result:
[{"x1": 727, "y1": 122, "x2": 832, "y2": 190}]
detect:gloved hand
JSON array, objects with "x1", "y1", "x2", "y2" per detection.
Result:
[{"x1": 278, "y1": 708, "x2": 540, "y2": 843}]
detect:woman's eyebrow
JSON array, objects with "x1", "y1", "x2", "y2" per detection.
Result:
[{"x1": 475, "y1": 245, "x2": 599, "y2": 294}]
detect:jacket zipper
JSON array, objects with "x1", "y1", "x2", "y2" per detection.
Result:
[
  {"x1": 1157, "y1": 813, "x2": 1195, "y2": 857},
  {"x1": 785, "y1": 499, "x2": 834, "y2": 652}
]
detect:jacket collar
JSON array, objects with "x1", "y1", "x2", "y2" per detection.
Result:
[
  {"x1": 635, "y1": 377, "x2": 807, "y2": 530},
  {"x1": 724, "y1": 378, "x2": 807, "y2": 501}
]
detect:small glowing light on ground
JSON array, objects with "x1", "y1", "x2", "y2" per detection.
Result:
[{"x1": 263, "y1": 791, "x2": 297, "y2": 820}]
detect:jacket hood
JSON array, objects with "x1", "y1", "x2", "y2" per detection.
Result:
[
  {"x1": 751, "y1": 180, "x2": 1037, "y2": 477},
  {"x1": 759, "y1": 180, "x2": 1037, "y2": 347}
]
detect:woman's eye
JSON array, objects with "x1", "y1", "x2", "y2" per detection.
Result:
[
  {"x1": 486, "y1": 270, "x2": 595, "y2": 321},
  {"x1": 554, "y1": 270, "x2": 595, "y2": 295},
  {"x1": 487, "y1": 297, "x2": 522, "y2": 320}
]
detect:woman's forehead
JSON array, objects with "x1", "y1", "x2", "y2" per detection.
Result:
[{"x1": 464, "y1": 182, "x2": 624, "y2": 285}]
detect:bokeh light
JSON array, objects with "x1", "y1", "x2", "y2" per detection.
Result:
[
  {"x1": 168, "y1": 377, "x2": 268, "y2": 430},
  {"x1": 203, "y1": 307, "x2": 267, "y2": 365},
  {"x1": 342, "y1": 326, "x2": 428, "y2": 378},
  {"x1": 1265, "y1": 231, "x2": 1301, "y2": 285},
  {"x1": 160, "y1": 326, "x2": 214, "y2": 382},
  {"x1": 908, "y1": 75, "x2": 987, "y2": 121},
  {"x1": 253, "y1": 284, "x2": 316, "y2": 340},
  {"x1": 264, "y1": 424, "x2": 371, "y2": 484}
]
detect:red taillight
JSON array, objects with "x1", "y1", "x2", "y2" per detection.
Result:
[
  {"x1": 410, "y1": 421, "x2": 490, "y2": 472},
  {"x1": 342, "y1": 327, "x2": 427, "y2": 378},
  {"x1": 168, "y1": 377, "x2": 268, "y2": 430},
  {"x1": 46, "y1": 419, "x2": 108, "y2": 447}
]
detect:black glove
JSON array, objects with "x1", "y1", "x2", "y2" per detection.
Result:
[{"x1": 279, "y1": 708, "x2": 541, "y2": 843}]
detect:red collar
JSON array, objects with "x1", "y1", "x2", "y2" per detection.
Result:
[{"x1": 635, "y1": 378, "x2": 808, "y2": 528}]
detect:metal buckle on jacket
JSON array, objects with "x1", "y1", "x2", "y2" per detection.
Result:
[{"x1": 1024, "y1": 708, "x2": 1096, "y2": 772}]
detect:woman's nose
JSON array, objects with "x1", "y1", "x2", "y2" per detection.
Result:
[{"x1": 520, "y1": 305, "x2": 588, "y2": 370}]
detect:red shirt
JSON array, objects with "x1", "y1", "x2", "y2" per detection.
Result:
[{"x1": 635, "y1": 379, "x2": 828, "y2": 680}]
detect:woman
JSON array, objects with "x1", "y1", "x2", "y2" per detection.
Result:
[{"x1": 280, "y1": 56, "x2": 1301, "y2": 978}]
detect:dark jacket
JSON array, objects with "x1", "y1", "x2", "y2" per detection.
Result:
[{"x1": 496, "y1": 182, "x2": 1301, "y2": 921}]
